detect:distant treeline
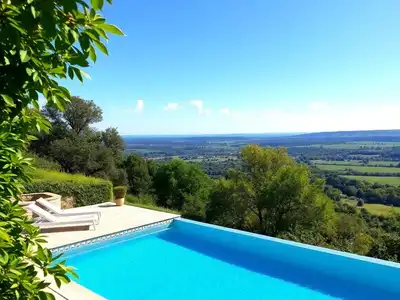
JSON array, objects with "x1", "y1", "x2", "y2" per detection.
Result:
[{"x1": 317, "y1": 170, "x2": 400, "y2": 207}]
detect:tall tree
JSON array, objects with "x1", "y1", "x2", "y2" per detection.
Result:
[
  {"x1": 153, "y1": 159, "x2": 211, "y2": 212},
  {"x1": 101, "y1": 127, "x2": 125, "y2": 163},
  {"x1": 42, "y1": 96, "x2": 103, "y2": 135},
  {"x1": 207, "y1": 145, "x2": 333, "y2": 236},
  {"x1": 0, "y1": 0, "x2": 123, "y2": 297},
  {"x1": 123, "y1": 154, "x2": 152, "y2": 195},
  {"x1": 31, "y1": 97, "x2": 125, "y2": 182}
]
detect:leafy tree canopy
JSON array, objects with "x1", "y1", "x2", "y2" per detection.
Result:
[
  {"x1": 207, "y1": 145, "x2": 333, "y2": 236},
  {"x1": 30, "y1": 96, "x2": 125, "y2": 183},
  {"x1": 153, "y1": 159, "x2": 211, "y2": 214},
  {"x1": 0, "y1": 0, "x2": 123, "y2": 298}
]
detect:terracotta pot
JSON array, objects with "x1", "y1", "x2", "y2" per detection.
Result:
[{"x1": 114, "y1": 197, "x2": 125, "y2": 206}]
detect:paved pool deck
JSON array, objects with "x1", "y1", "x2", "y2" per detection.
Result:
[
  {"x1": 45, "y1": 202, "x2": 179, "y2": 248},
  {"x1": 42, "y1": 202, "x2": 180, "y2": 299}
]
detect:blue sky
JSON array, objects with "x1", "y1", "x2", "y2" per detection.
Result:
[{"x1": 61, "y1": 0, "x2": 400, "y2": 135}]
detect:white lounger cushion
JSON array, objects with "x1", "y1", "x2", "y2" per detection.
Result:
[
  {"x1": 36, "y1": 198, "x2": 101, "y2": 224},
  {"x1": 26, "y1": 203, "x2": 98, "y2": 225}
]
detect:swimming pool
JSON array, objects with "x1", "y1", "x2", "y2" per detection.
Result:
[{"x1": 57, "y1": 218, "x2": 400, "y2": 299}]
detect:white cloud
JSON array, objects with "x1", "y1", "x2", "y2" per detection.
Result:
[
  {"x1": 203, "y1": 108, "x2": 212, "y2": 116},
  {"x1": 309, "y1": 101, "x2": 329, "y2": 111},
  {"x1": 218, "y1": 102, "x2": 400, "y2": 133},
  {"x1": 220, "y1": 108, "x2": 230, "y2": 115},
  {"x1": 134, "y1": 99, "x2": 144, "y2": 113},
  {"x1": 190, "y1": 100, "x2": 204, "y2": 114},
  {"x1": 164, "y1": 103, "x2": 179, "y2": 111},
  {"x1": 190, "y1": 100, "x2": 212, "y2": 116}
]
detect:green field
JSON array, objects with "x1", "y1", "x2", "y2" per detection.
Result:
[
  {"x1": 299, "y1": 144, "x2": 362, "y2": 149},
  {"x1": 315, "y1": 164, "x2": 400, "y2": 173},
  {"x1": 311, "y1": 160, "x2": 397, "y2": 166},
  {"x1": 343, "y1": 175, "x2": 400, "y2": 185},
  {"x1": 343, "y1": 199, "x2": 400, "y2": 215}
]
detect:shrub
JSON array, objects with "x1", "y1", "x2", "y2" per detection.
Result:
[
  {"x1": 125, "y1": 193, "x2": 156, "y2": 205},
  {"x1": 25, "y1": 169, "x2": 113, "y2": 207},
  {"x1": 125, "y1": 194, "x2": 180, "y2": 214},
  {"x1": 113, "y1": 186, "x2": 127, "y2": 198}
]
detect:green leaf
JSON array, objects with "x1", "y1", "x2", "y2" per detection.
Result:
[
  {"x1": 68, "y1": 67, "x2": 74, "y2": 79},
  {"x1": 93, "y1": 17, "x2": 106, "y2": 24},
  {"x1": 20, "y1": 50, "x2": 30, "y2": 63},
  {"x1": 73, "y1": 67, "x2": 83, "y2": 82},
  {"x1": 32, "y1": 100, "x2": 40, "y2": 110},
  {"x1": 31, "y1": 6, "x2": 37, "y2": 18},
  {"x1": 97, "y1": 24, "x2": 124, "y2": 36},
  {"x1": 0, "y1": 249, "x2": 9, "y2": 265},
  {"x1": 91, "y1": 0, "x2": 104, "y2": 10},
  {"x1": 88, "y1": 45, "x2": 97, "y2": 62},
  {"x1": 93, "y1": 40, "x2": 108, "y2": 55},
  {"x1": 38, "y1": 291, "x2": 55, "y2": 300},
  {"x1": 1, "y1": 94, "x2": 15, "y2": 107},
  {"x1": 84, "y1": 30, "x2": 100, "y2": 41},
  {"x1": 79, "y1": 69, "x2": 91, "y2": 80}
]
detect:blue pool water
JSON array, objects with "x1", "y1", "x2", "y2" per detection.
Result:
[{"x1": 61, "y1": 219, "x2": 400, "y2": 300}]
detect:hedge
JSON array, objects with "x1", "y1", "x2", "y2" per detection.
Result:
[{"x1": 25, "y1": 169, "x2": 113, "y2": 207}]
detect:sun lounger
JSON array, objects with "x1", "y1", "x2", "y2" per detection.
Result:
[
  {"x1": 36, "y1": 198, "x2": 101, "y2": 225},
  {"x1": 25, "y1": 203, "x2": 98, "y2": 231}
]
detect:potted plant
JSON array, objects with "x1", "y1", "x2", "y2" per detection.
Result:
[{"x1": 113, "y1": 186, "x2": 127, "y2": 206}]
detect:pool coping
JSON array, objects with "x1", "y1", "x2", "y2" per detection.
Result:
[
  {"x1": 176, "y1": 218, "x2": 400, "y2": 269},
  {"x1": 51, "y1": 217, "x2": 177, "y2": 253},
  {"x1": 49, "y1": 216, "x2": 179, "y2": 299}
]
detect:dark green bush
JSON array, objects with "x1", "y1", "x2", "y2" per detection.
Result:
[
  {"x1": 25, "y1": 170, "x2": 113, "y2": 207},
  {"x1": 113, "y1": 186, "x2": 127, "y2": 198}
]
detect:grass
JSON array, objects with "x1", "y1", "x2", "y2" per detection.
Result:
[
  {"x1": 312, "y1": 160, "x2": 363, "y2": 165},
  {"x1": 125, "y1": 201, "x2": 180, "y2": 214},
  {"x1": 343, "y1": 199, "x2": 400, "y2": 215},
  {"x1": 315, "y1": 164, "x2": 400, "y2": 174},
  {"x1": 29, "y1": 169, "x2": 108, "y2": 184},
  {"x1": 343, "y1": 175, "x2": 400, "y2": 185},
  {"x1": 125, "y1": 194, "x2": 181, "y2": 214}
]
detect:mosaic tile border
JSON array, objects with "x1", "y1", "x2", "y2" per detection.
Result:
[{"x1": 51, "y1": 217, "x2": 176, "y2": 254}]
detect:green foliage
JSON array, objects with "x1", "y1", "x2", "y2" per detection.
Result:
[
  {"x1": 153, "y1": 159, "x2": 211, "y2": 213},
  {"x1": 43, "y1": 96, "x2": 103, "y2": 135},
  {"x1": 126, "y1": 202, "x2": 180, "y2": 215},
  {"x1": 26, "y1": 170, "x2": 113, "y2": 207},
  {"x1": 208, "y1": 145, "x2": 333, "y2": 236},
  {"x1": 0, "y1": 200, "x2": 77, "y2": 299},
  {"x1": 123, "y1": 154, "x2": 153, "y2": 195},
  {"x1": 30, "y1": 97, "x2": 125, "y2": 183},
  {"x1": 0, "y1": 0, "x2": 121, "y2": 296},
  {"x1": 206, "y1": 179, "x2": 251, "y2": 229},
  {"x1": 125, "y1": 193, "x2": 156, "y2": 206},
  {"x1": 113, "y1": 186, "x2": 127, "y2": 198},
  {"x1": 28, "y1": 152, "x2": 61, "y2": 171}
]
